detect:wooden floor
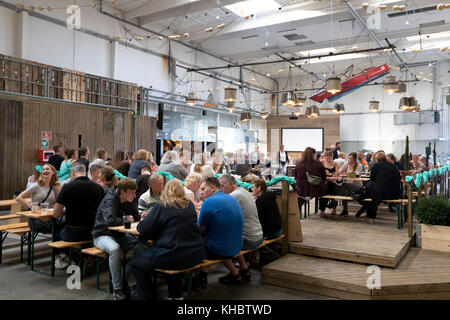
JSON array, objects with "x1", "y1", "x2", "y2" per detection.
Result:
[
  {"x1": 290, "y1": 204, "x2": 413, "y2": 267},
  {"x1": 262, "y1": 249, "x2": 450, "y2": 300}
]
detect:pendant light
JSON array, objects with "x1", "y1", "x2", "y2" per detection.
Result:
[
  {"x1": 399, "y1": 97, "x2": 410, "y2": 110},
  {"x1": 224, "y1": 87, "x2": 237, "y2": 102},
  {"x1": 204, "y1": 91, "x2": 217, "y2": 107},
  {"x1": 383, "y1": 76, "x2": 399, "y2": 94},
  {"x1": 240, "y1": 112, "x2": 252, "y2": 122},
  {"x1": 305, "y1": 106, "x2": 312, "y2": 118},
  {"x1": 369, "y1": 100, "x2": 380, "y2": 112},
  {"x1": 185, "y1": 91, "x2": 197, "y2": 106},
  {"x1": 295, "y1": 93, "x2": 306, "y2": 106},
  {"x1": 281, "y1": 91, "x2": 296, "y2": 106},
  {"x1": 310, "y1": 105, "x2": 320, "y2": 118},
  {"x1": 333, "y1": 103, "x2": 345, "y2": 113},
  {"x1": 326, "y1": 77, "x2": 341, "y2": 95},
  {"x1": 261, "y1": 112, "x2": 269, "y2": 119},
  {"x1": 280, "y1": 66, "x2": 297, "y2": 106},
  {"x1": 226, "y1": 101, "x2": 235, "y2": 113},
  {"x1": 397, "y1": 81, "x2": 406, "y2": 93}
]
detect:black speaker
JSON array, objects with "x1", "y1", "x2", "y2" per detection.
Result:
[
  {"x1": 157, "y1": 103, "x2": 164, "y2": 130},
  {"x1": 202, "y1": 110, "x2": 207, "y2": 116}
]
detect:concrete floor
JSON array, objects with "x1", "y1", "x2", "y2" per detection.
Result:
[{"x1": 0, "y1": 233, "x2": 335, "y2": 300}]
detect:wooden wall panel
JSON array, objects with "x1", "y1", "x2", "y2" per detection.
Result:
[
  {"x1": 0, "y1": 93, "x2": 156, "y2": 200},
  {"x1": 267, "y1": 115, "x2": 340, "y2": 163}
]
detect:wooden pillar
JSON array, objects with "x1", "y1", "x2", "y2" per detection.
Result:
[
  {"x1": 281, "y1": 180, "x2": 289, "y2": 256},
  {"x1": 407, "y1": 184, "x2": 413, "y2": 238}
]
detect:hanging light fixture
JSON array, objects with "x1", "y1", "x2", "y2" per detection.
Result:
[
  {"x1": 396, "y1": 81, "x2": 406, "y2": 93},
  {"x1": 294, "y1": 107, "x2": 302, "y2": 117},
  {"x1": 295, "y1": 93, "x2": 306, "y2": 106},
  {"x1": 240, "y1": 112, "x2": 252, "y2": 122},
  {"x1": 185, "y1": 91, "x2": 197, "y2": 106},
  {"x1": 204, "y1": 92, "x2": 217, "y2": 107},
  {"x1": 399, "y1": 97, "x2": 410, "y2": 110},
  {"x1": 310, "y1": 105, "x2": 320, "y2": 117},
  {"x1": 326, "y1": 77, "x2": 341, "y2": 95},
  {"x1": 224, "y1": 87, "x2": 237, "y2": 102},
  {"x1": 305, "y1": 107, "x2": 312, "y2": 118},
  {"x1": 281, "y1": 91, "x2": 296, "y2": 106},
  {"x1": 369, "y1": 100, "x2": 380, "y2": 112},
  {"x1": 382, "y1": 76, "x2": 399, "y2": 94},
  {"x1": 333, "y1": 103, "x2": 345, "y2": 113},
  {"x1": 261, "y1": 112, "x2": 269, "y2": 119},
  {"x1": 408, "y1": 97, "x2": 418, "y2": 111},
  {"x1": 226, "y1": 101, "x2": 235, "y2": 113}
]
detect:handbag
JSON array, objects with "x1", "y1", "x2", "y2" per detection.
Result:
[
  {"x1": 301, "y1": 162, "x2": 322, "y2": 186},
  {"x1": 350, "y1": 181, "x2": 372, "y2": 201}
]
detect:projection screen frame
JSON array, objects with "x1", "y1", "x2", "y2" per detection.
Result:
[{"x1": 281, "y1": 128, "x2": 324, "y2": 153}]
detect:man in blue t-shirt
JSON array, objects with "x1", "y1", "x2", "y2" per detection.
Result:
[{"x1": 197, "y1": 177, "x2": 244, "y2": 285}]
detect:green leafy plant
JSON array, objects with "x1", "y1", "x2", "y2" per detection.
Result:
[{"x1": 416, "y1": 196, "x2": 450, "y2": 226}]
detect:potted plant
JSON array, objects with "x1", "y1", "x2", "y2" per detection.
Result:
[{"x1": 416, "y1": 196, "x2": 450, "y2": 252}]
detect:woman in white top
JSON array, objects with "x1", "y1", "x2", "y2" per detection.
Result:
[
  {"x1": 335, "y1": 152, "x2": 363, "y2": 216},
  {"x1": 17, "y1": 163, "x2": 62, "y2": 233}
]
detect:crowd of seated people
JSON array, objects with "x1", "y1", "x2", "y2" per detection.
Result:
[
  {"x1": 17, "y1": 141, "x2": 435, "y2": 300},
  {"x1": 18, "y1": 145, "x2": 286, "y2": 300}
]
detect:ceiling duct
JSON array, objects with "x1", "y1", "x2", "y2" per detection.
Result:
[{"x1": 387, "y1": 5, "x2": 437, "y2": 18}]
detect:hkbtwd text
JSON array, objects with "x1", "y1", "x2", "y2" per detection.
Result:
[{"x1": 177, "y1": 304, "x2": 272, "y2": 317}]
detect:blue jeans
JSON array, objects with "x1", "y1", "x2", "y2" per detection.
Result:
[
  {"x1": 93, "y1": 235, "x2": 147, "y2": 291},
  {"x1": 94, "y1": 235, "x2": 124, "y2": 291}
]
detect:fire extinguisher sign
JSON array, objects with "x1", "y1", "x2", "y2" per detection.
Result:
[{"x1": 41, "y1": 131, "x2": 52, "y2": 140}]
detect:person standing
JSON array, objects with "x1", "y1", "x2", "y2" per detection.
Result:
[
  {"x1": 48, "y1": 145, "x2": 65, "y2": 171},
  {"x1": 77, "y1": 147, "x2": 90, "y2": 171},
  {"x1": 295, "y1": 147, "x2": 327, "y2": 217},
  {"x1": 276, "y1": 145, "x2": 289, "y2": 174},
  {"x1": 332, "y1": 142, "x2": 341, "y2": 160}
]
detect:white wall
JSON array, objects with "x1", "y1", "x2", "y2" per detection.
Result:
[{"x1": 0, "y1": 7, "x2": 18, "y2": 56}]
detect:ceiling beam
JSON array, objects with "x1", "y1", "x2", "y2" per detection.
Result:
[{"x1": 124, "y1": 0, "x2": 243, "y2": 23}]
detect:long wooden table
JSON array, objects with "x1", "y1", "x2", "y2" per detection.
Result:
[
  {"x1": 16, "y1": 210, "x2": 56, "y2": 276},
  {"x1": 108, "y1": 222, "x2": 140, "y2": 236}
]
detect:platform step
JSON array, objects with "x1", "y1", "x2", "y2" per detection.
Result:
[{"x1": 262, "y1": 249, "x2": 450, "y2": 300}]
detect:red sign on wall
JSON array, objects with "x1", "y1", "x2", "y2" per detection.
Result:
[{"x1": 41, "y1": 131, "x2": 52, "y2": 140}]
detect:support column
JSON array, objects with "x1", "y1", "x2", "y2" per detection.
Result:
[
  {"x1": 109, "y1": 40, "x2": 119, "y2": 79},
  {"x1": 17, "y1": 11, "x2": 29, "y2": 60}
]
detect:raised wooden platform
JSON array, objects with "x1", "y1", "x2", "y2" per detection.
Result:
[
  {"x1": 262, "y1": 249, "x2": 450, "y2": 300},
  {"x1": 289, "y1": 206, "x2": 413, "y2": 267}
]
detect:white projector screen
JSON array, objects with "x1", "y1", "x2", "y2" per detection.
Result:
[{"x1": 282, "y1": 128, "x2": 324, "y2": 152}]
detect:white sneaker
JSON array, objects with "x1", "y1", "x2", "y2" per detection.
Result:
[
  {"x1": 367, "y1": 218, "x2": 375, "y2": 224},
  {"x1": 55, "y1": 255, "x2": 70, "y2": 270}
]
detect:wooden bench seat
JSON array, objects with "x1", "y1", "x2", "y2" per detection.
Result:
[
  {"x1": 7, "y1": 227, "x2": 31, "y2": 236},
  {"x1": 0, "y1": 214, "x2": 20, "y2": 221},
  {"x1": 155, "y1": 235, "x2": 285, "y2": 275},
  {"x1": 48, "y1": 240, "x2": 92, "y2": 249},
  {"x1": 0, "y1": 222, "x2": 29, "y2": 232},
  {"x1": 81, "y1": 247, "x2": 108, "y2": 259}
]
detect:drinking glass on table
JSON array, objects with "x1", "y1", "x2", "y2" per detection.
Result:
[
  {"x1": 40, "y1": 203, "x2": 49, "y2": 214},
  {"x1": 31, "y1": 202, "x2": 39, "y2": 213},
  {"x1": 123, "y1": 215, "x2": 133, "y2": 229}
]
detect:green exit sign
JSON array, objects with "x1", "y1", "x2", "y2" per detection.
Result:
[{"x1": 41, "y1": 139, "x2": 49, "y2": 149}]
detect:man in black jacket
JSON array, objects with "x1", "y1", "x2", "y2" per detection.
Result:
[
  {"x1": 357, "y1": 152, "x2": 401, "y2": 223},
  {"x1": 92, "y1": 178, "x2": 141, "y2": 300},
  {"x1": 48, "y1": 145, "x2": 65, "y2": 171}
]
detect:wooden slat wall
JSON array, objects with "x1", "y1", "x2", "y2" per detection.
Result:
[
  {"x1": 136, "y1": 115, "x2": 157, "y2": 157},
  {"x1": 0, "y1": 94, "x2": 156, "y2": 200},
  {"x1": 267, "y1": 115, "x2": 340, "y2": 163},
  {"x1": 0, "y1": 99, "x2": 23, "y2": 200}
]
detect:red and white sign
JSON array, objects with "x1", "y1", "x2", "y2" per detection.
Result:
[{"x1": 41, "y1": 131, "x2": 52, "y2": 140}]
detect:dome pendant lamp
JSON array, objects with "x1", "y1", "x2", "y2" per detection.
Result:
[
  {"x1": 326, "y1": 77, "x2": 341, "y2": 95},
  {"x1": 369, "y1": 100, "x2": 380, "y2": 112}
]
